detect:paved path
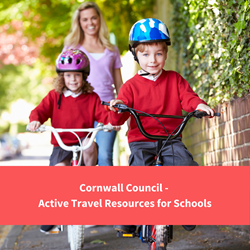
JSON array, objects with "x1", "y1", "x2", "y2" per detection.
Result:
[{"x1": 1, "y1": 225, "x2": 250, "y2": 250}]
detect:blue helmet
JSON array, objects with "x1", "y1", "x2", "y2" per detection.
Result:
[{"x1": 129, "y1": 18, "x2": 171, "y2": 51}]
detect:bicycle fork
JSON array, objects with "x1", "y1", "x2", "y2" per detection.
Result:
[
  {"x1": 155, "y1": 140, "x2": 163, "y2": 166},
  {"x1": 72, "y1": 151, "x2": 78, "y2": 166}
]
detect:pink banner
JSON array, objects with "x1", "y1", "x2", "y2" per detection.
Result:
[{"x1": 0, "y1": 166, "x2": 249, "y2": 225}]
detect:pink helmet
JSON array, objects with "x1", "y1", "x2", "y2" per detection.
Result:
[{"x1": 56, "y1": 49, "x2": 90, "y2": 75}]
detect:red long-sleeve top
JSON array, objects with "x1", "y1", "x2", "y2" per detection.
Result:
[
  {"x1": 29, "y1": 90, "x2": 109, "y2": 147},
  {"x1": 109, "y1": 70, "x2": 207, "y2": 143}
]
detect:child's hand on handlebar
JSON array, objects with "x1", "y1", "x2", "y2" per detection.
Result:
[
  {"x1": 108, "y1": 123, "x2": 121, "y2": 132},
  {"x1": 109, "y1": 99, "x2": 125, "y2": 113},
  {"x1": 28, "y1": 121, "x2": 41, "y2": 132},
  {"x1": 196, "y1": 104, "x2": 214, "y2": 117}
]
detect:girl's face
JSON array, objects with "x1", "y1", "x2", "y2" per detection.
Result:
[
  {"x1": 79, "y1": 8, "x2": 100, "y2": 37},
  {"x1": 64, "y1": 72, "x2": 83, "y2": 93}
]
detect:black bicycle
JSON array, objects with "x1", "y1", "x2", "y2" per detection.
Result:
[{"x1": 102, "y1": 101, "x2": 220, "y2": 250}]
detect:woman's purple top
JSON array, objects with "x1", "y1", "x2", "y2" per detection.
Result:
[{"x1": 64, "y1": 45, "x2": 122, "y2": 101}]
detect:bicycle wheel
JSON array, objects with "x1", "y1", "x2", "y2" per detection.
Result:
[
  {"x1": 67, "y1": 225, "x2": 72, "y2": 243},
  {"x1": 148, "y1": 225, "x2": 168, "y2": 250},
  {"x1": 67, "y1": 225, "x2": 85, "y2": 250}
]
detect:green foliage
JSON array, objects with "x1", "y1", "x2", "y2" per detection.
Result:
[
  {"x1": 0, "y1": 0, "x2": 154, "y2": 112},
  {"x1": 0, "y1": 63, "x2": 51, "y2": 111},
  {"x1": 0, "y1": 0, "x2": 154, "y2": 64},
  {"x1": 170, "y1": 0, "x2": 250, "y2": 107},
  {"x1": 0, "y1": 0, "x2": 76, "y2": 65},
  {"x1": 99, "y1": 0, "x2": 155, "y2": 54},
  {"x1": 0, "y1": 122, "x2": 10, "y2": 135}
]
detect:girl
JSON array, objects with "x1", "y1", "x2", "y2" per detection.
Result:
[{"x1": 28, "y1": 49, "x2": 110, "y2": 166}]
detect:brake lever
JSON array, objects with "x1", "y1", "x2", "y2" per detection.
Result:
[{"x1": 114, "y1": 103, "x2": 130, "y2": 113}]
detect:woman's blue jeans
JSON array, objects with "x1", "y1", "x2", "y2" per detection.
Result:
[{"x1": 94, "y1": 121, "x2": 117, "y2": 166}]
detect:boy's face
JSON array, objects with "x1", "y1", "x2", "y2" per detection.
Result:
[
  {"x1": 64, "y1": 72, "x2": 83, "y2": 93},
  {"x1": 137, "y1": 43, "x2": 167, "y2": 75}
]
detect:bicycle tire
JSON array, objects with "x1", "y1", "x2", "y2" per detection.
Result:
[
  {"x1": 148, "y1": 225, "x2": 168, "y2": 250},
  {"x1": 68, "y1": 225, "x2": 85, "y2": 250},
  {"x1": 67, "y1": 225, "x2": 72, "y2": 243}
]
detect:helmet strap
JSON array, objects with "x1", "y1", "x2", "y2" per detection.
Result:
[
  {"x1": 131, "y1": 48, "x2": 151, "y2": 76},
  {"x1": 132, "y1": 48, "x2": 139, "y2": 63},
  {"x1": 57, "y1": 93, "x2": 62, "y2": 109},
  {"x1": 139, "y1": 71, "x2": 150, "y2": 76}
]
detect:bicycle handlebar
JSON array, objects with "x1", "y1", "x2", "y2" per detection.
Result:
[
  {"x1": 26, "y1": 123, "x2": 114, "y2": 152},
  {"x1": 101, "y1": 101, "x2": 220, "y2": 140}
]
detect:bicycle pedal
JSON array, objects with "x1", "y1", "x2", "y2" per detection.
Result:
[{"x1": 116, "y1": 231, "x2": 138, "y2": 238}]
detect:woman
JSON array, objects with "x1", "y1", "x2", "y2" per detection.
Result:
[{"x1": 64, "y1": 1, "x2": 123, "y2": 166}]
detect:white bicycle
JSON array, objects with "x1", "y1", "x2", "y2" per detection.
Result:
[{"x1": 27, "y1": 123, "x2": 115, "y2": 250}]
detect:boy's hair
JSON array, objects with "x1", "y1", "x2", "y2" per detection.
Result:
[
  {"x1": 53, "y1": 73, "x2": 94, "y2": 94},
  {"x1": 135, "y1": 42, "x2": 168, "y2": 54}
]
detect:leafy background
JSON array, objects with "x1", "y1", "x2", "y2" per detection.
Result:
[
  {"x1": 0, "y1": 0, "x2": 249, "y2": 132},
  {"x1": 0, "y1": 0, "x2": 154, "y2": 111},
  {"x1": 170, "y1": 0, "x2": 250, "y2": 107}
]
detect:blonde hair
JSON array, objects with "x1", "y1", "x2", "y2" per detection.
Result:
[
  {"x1": 64, "y1": 2, "x2": 114, "y2": 51},
  {"x1": 53, "y1": 73, "x2": 94, "y2": 94},
  {"x1": 135, "y1": 42, "x2": 168, "y2": 54}
]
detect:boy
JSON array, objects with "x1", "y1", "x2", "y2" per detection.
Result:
[
  {"x1": 109, "y1": 18, "x2": 214, "y2": 232},
  {"x1": 110, "y1": 18, "x2": 213, "y2": 166}
]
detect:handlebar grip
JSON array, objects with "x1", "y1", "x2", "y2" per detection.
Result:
[
  {"x1": 101, "y1": 101, "x2": 129, "y2": 112},
  {"x1": 195, "y1": 110, "x2": 221, "y2": 118},
  {"x1": 101, "y1": 101, "x2": 110, "y2": 106},
  {"x1": 26, "y1": 124, "x2": 45, "y2": 132},
  {"x1": 26, "y1": 125, "x2": 39, "y2": 132},
  {"x1": 101, "y1": 101, "x2": 119, "y2": 112}
]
